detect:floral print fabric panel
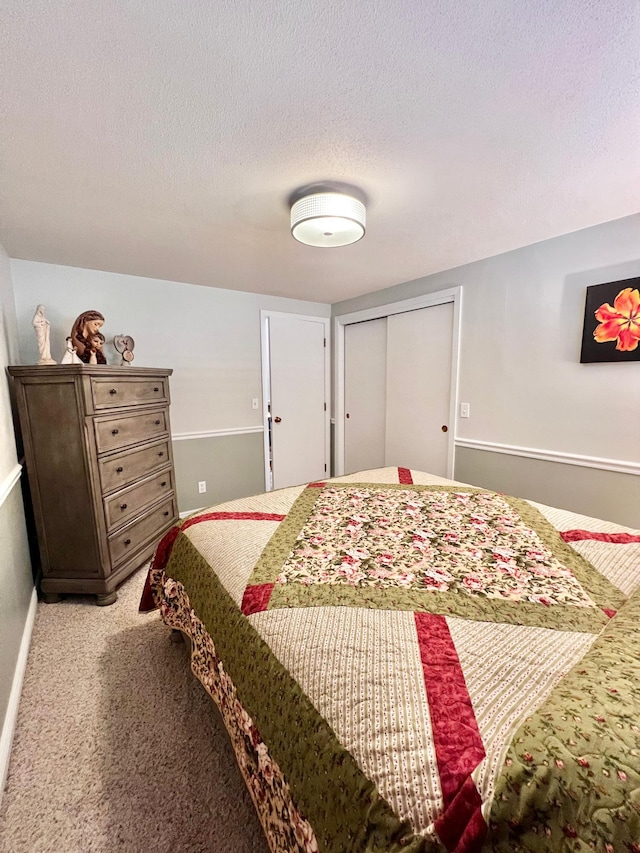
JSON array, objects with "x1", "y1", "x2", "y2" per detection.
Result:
[{"x1": 278, "y1": 487, "x2": 597, "y2": 607}]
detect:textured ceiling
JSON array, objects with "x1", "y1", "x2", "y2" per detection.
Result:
[{"x1": 2, "y1": 0, "x2": 639, "y2": 303}]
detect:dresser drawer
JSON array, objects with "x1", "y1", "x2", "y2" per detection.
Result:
[
  {"x1": 108, "y1": 496, "x2": 176, "y2": 567},
  {"x1": 104, "y1": 468, "x2": 174, "y2": 531},
  {"x1": 99, "y1": 439, "x2": 171, "y2": 494},
  {"x1": 94, "y1": 408, "x2": 169, "y2": 453},
  {"x1": 91, "y1": 376, "x2": 169, "y2": 410}
]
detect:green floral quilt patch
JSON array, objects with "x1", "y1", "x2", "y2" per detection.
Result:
[{"x1": 248, "y1": 484, "x2": 625, "y2": 633}]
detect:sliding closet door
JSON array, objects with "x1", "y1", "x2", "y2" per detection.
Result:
[
  {"x1": 385, "y1": 304, "x2": 453, "y2": 476},
  {"x1": 344, "y1": 318, "x2": 387, "y2": 474}
]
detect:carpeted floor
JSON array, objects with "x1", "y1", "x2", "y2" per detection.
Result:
[{"x1": 0, "y1": 567, "x2": 270, "y2": 853}]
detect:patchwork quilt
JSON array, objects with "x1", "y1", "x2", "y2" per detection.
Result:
[{"x1": 141, "y1": 467, "x2": 640, "y2": 852}]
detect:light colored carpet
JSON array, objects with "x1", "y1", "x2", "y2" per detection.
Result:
[{"x1": 0, "y1": 567, "x2": 270, "y2": 853}]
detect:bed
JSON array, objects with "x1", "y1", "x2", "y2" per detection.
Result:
[{"x1": 139, "y1": 466, "x2": 640, "y2": 852}]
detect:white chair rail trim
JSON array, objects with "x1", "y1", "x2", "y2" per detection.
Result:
[
  {"x1": 172, "y1": 426, "x2": 264, "y2": 442},
  {"x1": 455, "y1": 438, "x2": 640, "y2": 476},
  {"x1": 0, "y1": 463, "x2": 22, "y2": 509}
]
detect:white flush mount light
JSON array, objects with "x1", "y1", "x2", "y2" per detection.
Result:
[{"x1": 291, "y1": 191, "x2": 366, "y2": 247}]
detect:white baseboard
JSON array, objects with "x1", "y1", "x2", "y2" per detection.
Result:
[
  {"x1": 0, "y1": 585, "x2": 38, "y2": 807},
  {"x1": 179, "y1": 508, "x2": 204, "y2": 518}
]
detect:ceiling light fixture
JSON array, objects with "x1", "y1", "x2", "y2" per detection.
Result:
[{"x1": 290, "y1": 190, "x2": 366, "y2": 248}]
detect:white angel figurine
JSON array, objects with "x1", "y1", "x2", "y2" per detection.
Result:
[{"x1": 60, "y1": 336, "x2": 83, "y2": 364}]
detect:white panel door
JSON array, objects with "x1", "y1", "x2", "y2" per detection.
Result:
[
  {"x1": 268, "y1": 315, "x2": 327, "y2": 489},
  {"x1": 344, "y1": 318, "x2": 388, "y2": 474},
  {"x1": 384, "y1": 304, "x2": 453, "y2": 476}
]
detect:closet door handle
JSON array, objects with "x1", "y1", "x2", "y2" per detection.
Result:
[{"x1": 274, "y1": 416, "x2": 282, "y2": 423}]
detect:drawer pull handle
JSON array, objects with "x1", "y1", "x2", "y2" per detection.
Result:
[
  {"x1": 116, "y1": 466, "x2": 124, "y2": 473},
  {"x1": 109, "y1": 389, "x2": 117, "y2": 395},
  {"x1": 120, "y1": 503, "x2": 128, "y2": 510},
  {"x1": 124, "y1": 538, "x2": 131, "y2": 546},
  {"x1": 163, "y1": 511, "x2": 169, "y2": 517},
  {"x1": 111, "y1": 429, "x2": 119, "y2": 436},
  {"x1": 154, "y1": 387, "x2": 159, "y2": 392},
  {"x1": 160, "y1": 481, "x2": 167, "y2": 487},
  {"x1": 155, "y1": 420, "x2": 161, "y2": 425},
  {"x1": 158, "y1": 452, "x2": 164, "y2": 457}
]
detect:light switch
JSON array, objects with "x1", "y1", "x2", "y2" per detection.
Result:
[
  {"x1": 460, "y1": 402, "x2": 470, "y2": 418},
  {"x1": 251, "y1": 397, "x2": 259, "y2": 410}
]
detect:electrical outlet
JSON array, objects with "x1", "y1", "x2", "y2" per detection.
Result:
[
  {"x1": 198, "y1": 480, "x2": 207, "y2": 494},
  {"x1": 460, "y1": 402, "x2": 470, "y2": 418},
  {"x1": 251, "y1": 397, "x2": 259, "y2": 410}
]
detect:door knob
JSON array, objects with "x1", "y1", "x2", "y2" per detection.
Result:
[
  {"x1": 274, "y1": 416, "x2": 282, "y2": 423},
  {"x1": 346, "y1": 413, "x2": 350, "y2": 419},
  {"x1": 441, "y1": 425, "x2": 448, "y2": 432}
]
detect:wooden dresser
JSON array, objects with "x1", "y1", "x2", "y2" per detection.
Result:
[{"x1": 8, "y1": 365, "x2": 178, "y2": 605}]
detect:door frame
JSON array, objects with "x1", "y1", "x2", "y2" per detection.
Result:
[
  {"x1": 334, "y1": 286, "x2": 463, "y2": 478},
  {"x1": 260, "y1": 310, "x2": 331, "y2": 491}
]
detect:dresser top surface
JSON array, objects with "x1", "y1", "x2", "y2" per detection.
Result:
[{"x1": 8, "y1": 365, "x2": 173, "y2": 379}]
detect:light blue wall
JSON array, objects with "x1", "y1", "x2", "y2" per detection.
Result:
[
  {"x1": 10, "y1": 261, "x2": 331, "y2": 513},
  {"x1": 10, "y1": 261, "x2": 330, "y2": 436},
  {"x1": 0, "y1": 244, "x2": 35, "y2": 756}
]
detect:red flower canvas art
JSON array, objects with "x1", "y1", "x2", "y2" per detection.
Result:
[
  {"x1": 594, "y1": 287, "x2": 640, "y2": 352},
  {"x1": 580, "y1": 277, "x2": 640, "y2": 363}
]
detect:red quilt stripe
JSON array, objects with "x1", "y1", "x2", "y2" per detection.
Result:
[
  {"x1": 138, "y1": 524, "x2": 182, "y2": 611},
  {"x1": 138, "y1": 571, "x2": 158, "y2": 612},
  {"x1": 561, "y1": 529, "x2": 640, "y2": 544},
  {"x1": 307, "y1": 482, "x2": 326, "y2": 488},
  {"x1": 183, "y1": 511, "x2": 286, "y2": 529},
  {"x1": 398, "y1": 467, "x2": 413, "y2": 484},
  {"x1": 415, "y1": 612, "x2": 486, "y2": 852},
  {"x1": 241, "y1": 583, "x2": 275, "y2": 615},
  {"x1": 139, "y1": 511, "x2": 285, "y2": 611},
  {"x1": 151, "y1": 524, "x2": 182, "y2": 572},
  {"x1": 434, "y1": 776, "x2": 487, "y2": 853}
]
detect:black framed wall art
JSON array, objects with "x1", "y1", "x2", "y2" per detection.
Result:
[{"x1": 580, "y1": 276, "x2": 640, "y2": 363}]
